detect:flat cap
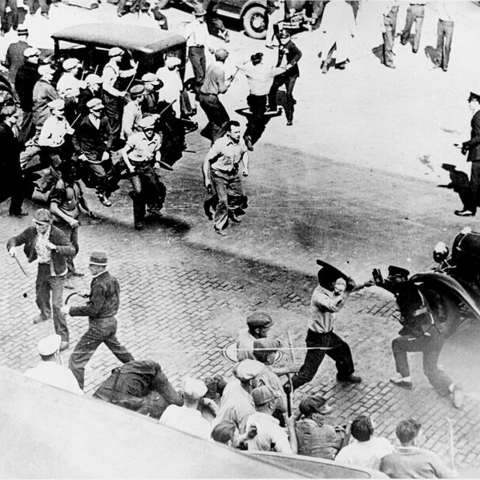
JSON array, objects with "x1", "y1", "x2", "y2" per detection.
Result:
[
  {"x1": 38, "y1": 64, "x2": 54, "y2": 76},
  {"x1": 130, "y1": 84, "x2": 145, "y2": 95},
  {"x1": 141, "y1": 72, "x2": 160, "y2": 83},
  {"x1": 108, "y1": 47, "x2": 124, "y2": 57},
  {"x1": 48, "y1": 99, "x2": 65, "y2": 110},
  {"x1": 86, "y1": 98, "x2": 104, "y2": 110},
  {"x1": 387, "y1": 266, "x2": 410, "y2": 279},
  {"x1": 299, "y1": 395, "x2": 332, "y2": 416},
  {"x1": 33, "y1": 208, "x2": 53, "y2": 225},
  {"x1": 89, "y1": 251, "x2": 108, "y2": 266},
  {"x1": 183, "y1": 378, "x2": 208, "y2": 400},
  {"x1": 37, "y1": 334, "x2": 61, "y2": 356},
  {"x1": 246, "y1": 312, "x2": 273, "y2": 329},
  {"x1": 138, "y1": 116, "x2": 156, "y2": 129},
  {"x1": 165, "y1": 56, "x2": 181, "y2": 68},
  {"x1": 85, "y1": 73, "x2": 102, "y2": 85},
  {"x1": 251, "y1": 385, "x2": 276, "y2": 406},
  {"x1": 62, "y1": 58, "x2": 80, "y2": 71},
  {"x1": 24, "y1": 47, "x2": 40, "y2": 58},
  {"x1": 233, "y1": 359, "x2": 265, "y2": 381}
]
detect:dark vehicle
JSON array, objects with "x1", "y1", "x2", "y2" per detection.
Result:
[
  {"x1": 51, "y1": 23, "x2": 186, "y2": 80},
  {"x1": 374, "y1": 228, "x2": 480, "y2": 337}
]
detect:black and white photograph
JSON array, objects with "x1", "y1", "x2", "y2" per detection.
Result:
[{"x1": 1, "y1": 0, "x2": 480, "y2": 477}]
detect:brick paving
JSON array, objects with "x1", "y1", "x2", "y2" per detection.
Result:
[{"x1": 1, "y1": 212, "x2": 480, "y2": 474}]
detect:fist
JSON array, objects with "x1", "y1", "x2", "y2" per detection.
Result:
[{"x1": 46, "y1": 242, "x2": 57, "y2": 251}]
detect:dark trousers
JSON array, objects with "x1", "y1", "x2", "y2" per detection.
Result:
[
  {"x1": 0, "y1": 0, "x2": 18, "y2": 31},
  {"x1": 291, "y1": 329, "x2": 355, "y2": 389},
  {"x1": 82, "y1": 159, "x2": 122, "y2": 198},
  {"x1": 245, "y1": 94, "x2": 267, "y2": 145},
  {"x1": 36, "y1": 264, "x2": 69, "y2": 342},
  {"x1": 129, "y1": 164, "x2": 166, "y2": 224},
  {"x1": 27, "y1": 0, "x2": 49, "y2": 14},
  {"x1": 102, "y1": 91, "x2": 123, "y2": 146},
  {"x1": 69, "y1": 316, "x2": 134, "y2": 389},
  {"x1": 392, "y1": 327, "x2": 452, "y2": 397},
  {"x1": 436, "y1": 20, "x2": 454, "y2": 71},
  {"x1": 400, "y1": 4, "x2": 424, "y2": 52},
  {"x1": 461, "y1": 161, "x2": 480, "y2": 214},
  {"x1": 55, "y1": 223, "x2": 79, "y2": 275},
  {"x1": 211, "y1": 173, "x2": 247, "y2": 231},
  {"x1": 382, "y1": 9, "x2": 398, "y2": 67},
  {"x1": 188, "y1": 46, "x2": 206, "y2": 92},
  {"x1": 198, "y1": 93, "x2": 230, "y2": 143},
  {"x1": 268, "y1": 73, "x2": 298, "y2": 123},
  {"x1": 7, "y1": 171, "x2": 25, "y2": 216}
]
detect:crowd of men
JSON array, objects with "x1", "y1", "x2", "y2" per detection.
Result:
[{"x1": 0, "y1": 0, "x2": 474, "y2": 476}]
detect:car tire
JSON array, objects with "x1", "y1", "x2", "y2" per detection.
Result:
[
  {"x1": 243, "y1": 5, "x2": 267, "y2": 39},
  {"x1": 422, "y1": 288, "x2": 461, "y2": 338}
]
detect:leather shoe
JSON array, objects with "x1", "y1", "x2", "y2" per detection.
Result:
[
  {"x1": 390, "y1": 377, "x2": 413, "y2": 390},
  {"x1": 33, "y1": 315, "x2": 49, "y2": 325},
  {"x1": 60, "y1": 341, "x2": 69, "y2": 351},
  {"x1": 454, "y1": 210, "x2": 475, "y2": 217},
  {"x1": 229, "y1": 214, "x2": 241, "y2": 223},
  {"x1": 214, "y1": 227, "x2": 226, "y2": 236},
  {"x1": 337, "y1": 373, "x2": 362, "y2": 383},
  {"x1": 135, "y1": 221, "x2": 145, "y2": 231},
  {"x1": 451, "y1": 383, "x2": 464, "y2": 408},
  {"x1": 97, "y1": 193, "x2": 112, "y2": 207},
  {"x1": 9, "y1": 211, "x2": 28, "y2": 217}
]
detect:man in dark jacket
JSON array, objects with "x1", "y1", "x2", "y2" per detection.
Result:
[
  {"x1": 62, "y1": 250, "x2": 134, "y2": 389},
  {"x1": 455, "y1": 91, "x2": 480, "y2": 217},
  {"x1": 15, "y1": 47, "x2": 41, "y2": 114},
  {"x1": 93, "y1": 360, "x2": 183, "y2": 419},
  {"x1": 0, "y1": 105, "x2": 26, "y2": 217},
  {"x1": 267, "y1": 30, "x2": 302, "y2": 126},
  {"x1": 7, "y1": 208, "x2": 75, "y2": 350},
  {"x1": 4, "y1": 27, "x2": 30, "y2": 82}
]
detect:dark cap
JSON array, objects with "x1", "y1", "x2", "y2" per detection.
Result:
[
  {"x1": 252, "y1": 385, "x2": 277, "y2": 406},
  {"x1": 316, "y1": 261, "x2": 346, "y2": 288},
  {"x1": 469, "y1": 92, "x2": 480, "y2": 103},
  {"x1": 387, "y1": 266, "x2": 410, "y2": 279},
  {"x1": 247, "y1": 312, "x2": 273, "y2": 329},
  {"x1": 299, "y1": 395, "x2": 329, "y2": 417}
]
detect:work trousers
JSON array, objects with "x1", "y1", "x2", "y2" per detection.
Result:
[
  {"x1": 461, "y1": 161, "x2": 480, "y2": 214},
  {"x1": 392, "y1": 327, "x2": 452, "y2": 397},
  {"x1": 69, "y1": 315, "x2": 134, "y2": 390},
  {"x1": 188, "y1": 46, "x2": 206, "y2": 92},
  {"x1": 268, "y1": 73, "x2": 298, "y2": 123},
  {"x1": 291, "y1": 329, "x2": 355, "y2": 390},
  {"x1": 55, "y1": 222, "x2": 79, "y2": 275},
  {"x1": 129, "y1": 163, "x2": 166, "y2": 224},
  {"x1": 400, "y1": 4, "x2": 424, "y2": 52},
  {"x1": 36, "y1": 264, "x2": 69, "y2": 342},
  {"x1": 211, "y1": 173, "x2": 247, "y2": 231},
  {"x1": 82, "y1": 159, "x2": 121, "y2": 198},
  {"x1": 6, "y1": 170, "x2": 25, "y2": 216},
  {"x1": 27, "y1": 0, "x2": 49, "y2": 14},
  {"x1": 436, "y1": 19, "x2": 454, "y2": 71},
  {"x1": 102, "y1": 91, "x2": 123, "y2": 146},
  {"x1": 382, "y1": 8, "x2": 398, "y2": 67},
  {"x1": 198, "y1": 92, "x2": 230, "y2": 143},
  {"x1": 245, "y1": 94, "x2": 267, "y2": 145},
  {"x1": 0, "y1": 0, "x2": 18, "y2": 32}
]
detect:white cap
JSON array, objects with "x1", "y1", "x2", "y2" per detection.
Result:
[
  {"x1": 234, "y1": 359, "x2": 265, "y2": 381},
  {"x1": 37, "y1": 334, "x2": 61, "y2": 356},
  {"x1": 183, "y1": 378, "x2": 208, "y2": 400}
]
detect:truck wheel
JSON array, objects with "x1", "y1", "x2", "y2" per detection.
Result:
[
  {"x1": 423, "y1": 289, "x2": 461, "y2": 338},
  {"x1": 243, "y1": 5, "x2": 267, "y2": 39}
]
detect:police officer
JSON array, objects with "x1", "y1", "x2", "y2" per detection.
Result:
[{"x1": 375, "y1": 266, "x2": 464, "y2": 408}]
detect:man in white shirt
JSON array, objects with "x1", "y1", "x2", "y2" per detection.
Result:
[
  {"x1": 159, "y1": 378, "x2": 211, "y2": 440},
  {"x1": 336, "y1": 415, "x2": 394, "y2": 470},
  {"x1": 25, "y1": 334, "x2": 83, "y2": 394},
  {"x1": 183, "y1": 4, "x2": 214, "y2": 93},
  {"x1": 156, "y1": 56, "x2": 183, "y2": 117},
  {"x1": 237, "y1": 52, "x2": 285, "y2": 150},
  {"x1": 57, "y1": 58, "x2": 85, "y2": 99},
  {"x1": 213, "y1": 359, "x2": 264, "y2": 433},
  {"x1": 245, "y1": 385, "x2": 297, "y2": 453}
]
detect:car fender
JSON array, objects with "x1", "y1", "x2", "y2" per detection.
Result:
[{"x1": 411, "y1": 271, "x2": 480, "y2": 321}]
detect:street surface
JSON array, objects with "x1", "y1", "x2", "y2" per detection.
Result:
[{"x1": 1, "y1": 0, "x2": 480, "y2": 476}]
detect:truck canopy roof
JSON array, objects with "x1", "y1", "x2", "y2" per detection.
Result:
[{"x1": 51, "y1": 23, "x2": 186, "y2": 54}]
